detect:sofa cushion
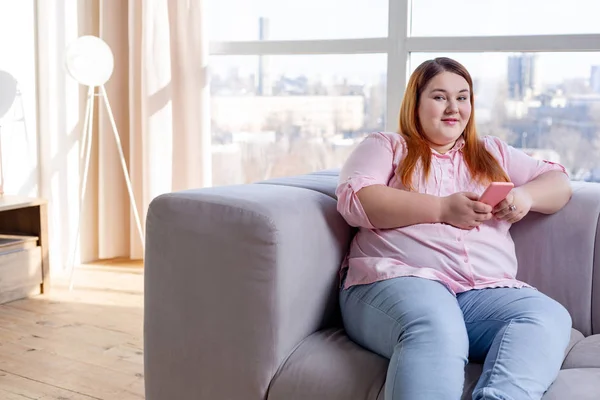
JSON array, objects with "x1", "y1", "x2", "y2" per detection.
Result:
[
  {"x1": 565, "y1": 329, "x2": 586, "y2": 358},
  {"x1": 562, "y1": 334, "x2": 600, "y2": 369},
  {"x1": 542, "y1": 369, "x2": 600, "y2": 399},
  {"x1": 267, "y1": 328, "x2": 387, "y2": 400},
  {"x1": 269, "y1": 328, "x2": 590, "y2": 400},
  {"x1": 257, "y1": 174, "x2": 339, "y2": 199},
  {"x1": 270, "y1": 329, "x2": 590, "y2": 400},
  {"x1": 461, "y1": 363, "x2": 484, "y2": 400},
  {"x1": 308, "y1": 168, "x2": 341, "y2": 177}
]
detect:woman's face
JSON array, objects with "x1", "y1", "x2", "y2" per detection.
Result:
[{"x1": 417, "y1": 71, "x2": 472, "y2": 154}]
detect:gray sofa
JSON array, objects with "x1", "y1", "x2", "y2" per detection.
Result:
[{"x1": 144, "y1": 169, "x2": 600, "y2": 400}]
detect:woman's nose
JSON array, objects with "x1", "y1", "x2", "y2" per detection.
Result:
[{"x1": 445, "y1": 101, "x2": 459, "y2": 113}]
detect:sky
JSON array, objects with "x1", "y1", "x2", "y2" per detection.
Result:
[{"x1": 206, "y1": 0, "x2": 600, "y2": 84}]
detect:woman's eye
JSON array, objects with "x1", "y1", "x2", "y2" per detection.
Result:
[
  {"x1": 458, "y1": 96, "x2": 468, "y2": 101},
  {"x1": 434, "y1": 96, "x2": 445, "y2": 100}
]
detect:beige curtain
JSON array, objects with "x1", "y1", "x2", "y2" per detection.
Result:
[{"x1": 79, "y1": 0, "x2": 211, "y2": 261}]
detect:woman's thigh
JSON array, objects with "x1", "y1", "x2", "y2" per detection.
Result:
[
  {"x1": 340, "y1": 276, "x2": 469, "y2": 359},
  {"x1": 458, "y1": 287, "x2": 572, "y2": 361}
]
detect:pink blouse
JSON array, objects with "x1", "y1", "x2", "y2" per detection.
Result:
[{"x1": 336, "y1": 132, "x2": 566, "y2": 294}]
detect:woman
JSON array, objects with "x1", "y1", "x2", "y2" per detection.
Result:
[{"x1": 336, "y1": 57, "x2": 573, "y2": 400}]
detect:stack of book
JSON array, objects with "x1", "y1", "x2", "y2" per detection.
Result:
[
  {"x1": 0, "y1": 233, "x2": 38, "y2": 256},
  {"x1": 0, "y1": 233, "x2": 41, "y2": 302}
]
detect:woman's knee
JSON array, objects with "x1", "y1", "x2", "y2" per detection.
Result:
[
  {"x1": 536, "y1": 295, "x2": 571, "y2": 325},
  {"x1": 521, "y1": 292, "x2": 573, "y2": 344},
  {"x1": 543, "y1": 298, "x2": 572, "y2": 343}
]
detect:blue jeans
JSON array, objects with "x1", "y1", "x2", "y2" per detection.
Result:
[{"x1": 339, "y1": 275, "x2": 572, "y2": 400}]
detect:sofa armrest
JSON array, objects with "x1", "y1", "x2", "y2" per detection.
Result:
[
  {"x1": 512, "y1": 181, "x2": 600, "y2": 336},
  {"x1": 144, "y1": 184, "x2": 352, "y2": 400}
]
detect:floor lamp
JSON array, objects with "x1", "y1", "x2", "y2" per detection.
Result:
[{"x1": 65, "y1": 35, "x2": 145, "y2": 290}]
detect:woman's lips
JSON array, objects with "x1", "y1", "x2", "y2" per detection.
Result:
[{"x1": 442, "y1": 119, "x2": 459, "y2": 126}]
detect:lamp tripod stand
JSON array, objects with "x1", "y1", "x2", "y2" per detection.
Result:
[
  {"x1": 68, "y1": 84, "x2": 145, "y2": 290},
  {"x1": 66, "y1": 36, "x2": 145, "y2": 291}
]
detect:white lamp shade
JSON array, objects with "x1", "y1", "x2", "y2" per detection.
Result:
[
  {"x1": 64, "y1": 35, "x2": 114, "y2": 87},
  {"x1": 0, "y1": 70, "x2": 18, "y2": 119}
]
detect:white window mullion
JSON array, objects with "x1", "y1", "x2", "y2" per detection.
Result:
[
  {"x1": 385, "y1": 0, "x2": 411, "y2": 132},
  {"x1": 406, "y1": 34, "x2": 600, "y2": 53},
  {"x1": 209, "y1": 38, "x2": 388, "y2": 56}
]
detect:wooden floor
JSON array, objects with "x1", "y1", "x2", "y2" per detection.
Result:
[{"x1": 0, "y1": 261, "x2": 145, "y2": 399}]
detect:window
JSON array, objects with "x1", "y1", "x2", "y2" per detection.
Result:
[
  {"x1": 411, "y1": 0, "x2": 600, "y2": 37},
  {"x1": 208, "y1": 0, "x2": 600, "y2": 185},
  {"x1": 207, "y1": 0, "x2": 388, "y2": 41},
  {"x1": 210, "y1": 54, "x2": 386, "y2": 185}
]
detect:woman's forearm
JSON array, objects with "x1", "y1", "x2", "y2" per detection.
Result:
[
  {"x1": 357, "y1": 185, "x2": 443, "y2": 229},
  {"x1": 518, "y1": 170, "x2": 572, "y2": 214}
]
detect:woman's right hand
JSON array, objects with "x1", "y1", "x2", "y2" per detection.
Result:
[{"x1": 440, "y1": 192, "x2": 493, "y2": 230}]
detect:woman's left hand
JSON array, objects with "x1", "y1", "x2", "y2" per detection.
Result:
[{"x1": 493, "y1": 187, "x2": 533, "y2": 224}]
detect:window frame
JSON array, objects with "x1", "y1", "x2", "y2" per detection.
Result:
[{"x1": 208, "y1": 0, "x2": 600, "y2": 133}]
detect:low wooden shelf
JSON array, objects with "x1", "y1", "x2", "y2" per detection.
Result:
[{"x1": 0, "y1": 195, "x2": 50, "y2": 304}]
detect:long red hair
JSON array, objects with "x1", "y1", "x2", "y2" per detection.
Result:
[{"x1": 397, "y1": 57, "x2": 509, "y2": 190}]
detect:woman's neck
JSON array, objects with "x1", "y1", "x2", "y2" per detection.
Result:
[{"x1": 430, "y1": 140, "x2": 457, "y2": 154}]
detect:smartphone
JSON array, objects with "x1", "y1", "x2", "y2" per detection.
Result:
[{"x1": 479, "y1": 182, "x2": 514, "y2": 207}]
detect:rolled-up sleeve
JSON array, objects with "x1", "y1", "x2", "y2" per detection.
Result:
[
  {"x1": 484, "y1": 136, "x2": 568, "y2": 187},
  {"x1": 335, "y1": 132, "x2": 397, "y2": 228}
]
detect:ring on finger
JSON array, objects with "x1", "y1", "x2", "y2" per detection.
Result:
[{"x1": 508, "y1": 204, "x2": 517, "y2": 212}]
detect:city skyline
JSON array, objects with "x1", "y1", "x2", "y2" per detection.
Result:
[
  {"x1": 209, "y1": 50, "x2": 600, "y2": 182},
  {"x1": 211, "y1": 52, "x2": 600, "y2": 104}
]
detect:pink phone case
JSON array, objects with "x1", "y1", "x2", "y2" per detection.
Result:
[{"x1": 479, "y1": 182, "x2": 514, "y2": 207}]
